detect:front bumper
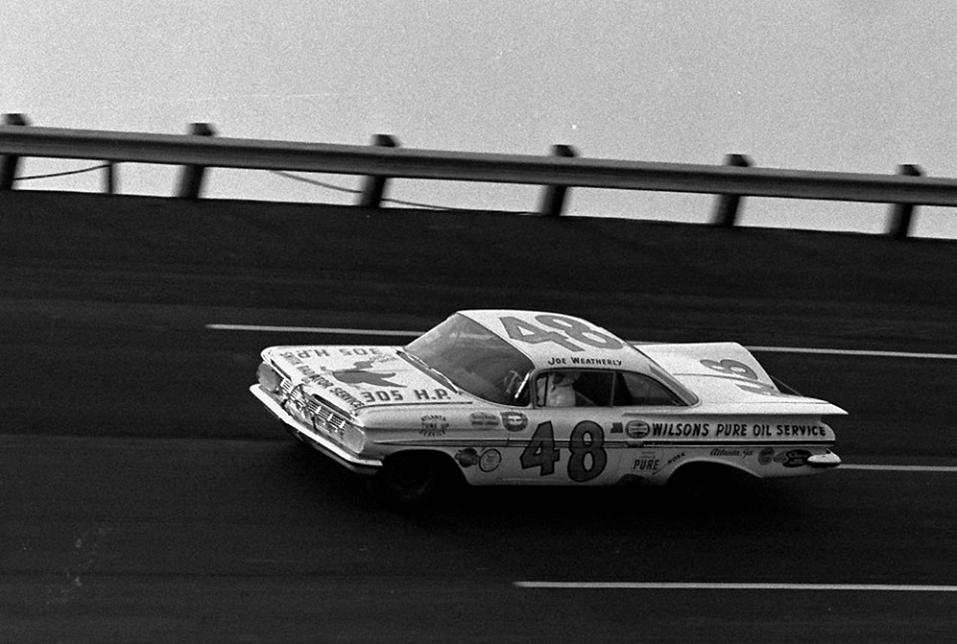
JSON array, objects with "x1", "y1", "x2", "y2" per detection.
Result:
[{"x1": 249, "y1": 385, "x2": 382, "y2": 475}]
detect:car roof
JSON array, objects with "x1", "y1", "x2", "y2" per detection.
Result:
[{"x1": 457, "y1": 309, "x2": 656, "y2": 373}]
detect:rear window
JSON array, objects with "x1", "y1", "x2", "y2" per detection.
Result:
[{"x1": 615, "y1": 372, "x2": 682, "y2": 406}]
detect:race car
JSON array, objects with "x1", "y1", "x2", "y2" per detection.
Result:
[{"x1": 251, "y1": 310, "x2": 844, "y2": 508}]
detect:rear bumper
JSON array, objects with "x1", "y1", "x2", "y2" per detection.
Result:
[
  {"x1": 807, "y1": 451, "x2": 842, "y2": 468},
  {"x1": 249, "y1": 385, "x2": 382, "y2": 475}
]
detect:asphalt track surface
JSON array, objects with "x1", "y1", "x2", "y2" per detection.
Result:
[{"x1": 1, "y1": 191, "x2": 956, "y2": 642}]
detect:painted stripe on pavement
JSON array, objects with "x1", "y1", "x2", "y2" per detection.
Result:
[
  {"x1": 206, "y1": 323, "x2": 417, "y2": 337},
  {"x1": 515, "y1": 581, "x2": 957, "y2": 592},
  {"x1": 747, "y1": 345, "x2": 957, "y2": 360},
  {"x1": 840, "y1": 464, "x2": 957, "y2": 473},
  {"x1": 205, "y1": 324, "x2": 957, "y2": 360}
]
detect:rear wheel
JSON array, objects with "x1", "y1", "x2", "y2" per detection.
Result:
[
  {"x1": 666, "y1": 463, "x2": 749, "y2": 505},
  {"x1": 369, "y1": 452, "x2": 448, "y2": 510},
  {"x1": 667, "y1": 465, "x2": 715, "y2": 502}
]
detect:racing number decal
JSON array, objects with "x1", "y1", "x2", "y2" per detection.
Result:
[
  {"x1": 568, "y1": 421, "x2": 607, "y2": 483},
  {"x1": 501, "y1": 314, "x2": 624, "y2": 353},
  {"x1": 519, "y1": 421, "x2": 561, "y2": 475},
  {"x1": 701, "y1": 359, "x2": 758, "y2": 380},
  {"x1": 700, "y1": 358, "x2": 788, "y2": 397},
  {"x1": 519, "y1": 420, "x2": 607, "y2": 482}
]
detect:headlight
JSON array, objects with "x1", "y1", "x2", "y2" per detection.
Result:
[
  {"x1": 257, "y1": 362, "x2": 282, "y2": 393},
  {"x1": 341, "y1": 424, "x2": 366, "y2": 453}
]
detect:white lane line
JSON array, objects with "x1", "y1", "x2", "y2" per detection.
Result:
[
  {"x1": 840, "y1": 464, "x2": 957, "y2": 473},
  {"x1": 515, "y1": 581, "x2": 957, "y2": 592},
  {"x1": 205, "y1": 324, "x2": 417, "y2": 337},
  {"x1": 206, "y1": 324, "x2": 957, "y2": 360},
  {"x1": 748, "y1": 345, "x2": 957, "y2": 360}
]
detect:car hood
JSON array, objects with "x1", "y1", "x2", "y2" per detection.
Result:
[{"x1": 261, "y1": 345, "x2": 477, "y2": 413}]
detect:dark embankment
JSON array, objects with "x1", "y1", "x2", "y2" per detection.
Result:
[{"x1": 1, "y1": 190, "x2": 952, "y2": 349}]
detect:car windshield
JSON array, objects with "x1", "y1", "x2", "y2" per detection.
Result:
[{"x1": 404, "y1": 314, "x2": 533, "y2": 405}]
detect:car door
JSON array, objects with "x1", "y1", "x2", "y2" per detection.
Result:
[
  {"x1": 611, "y1": 370, "x2": 691, "y2": 480},
  {"x1": 498, "y1": 369, "x2": 622, "y2": 485}
]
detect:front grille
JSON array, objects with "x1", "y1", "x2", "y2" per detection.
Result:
[{"x1": 278, "y1": 379, "x2": 349, "y2": 441}]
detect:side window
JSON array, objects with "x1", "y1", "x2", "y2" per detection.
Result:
[
  {"x1": 503, "y1": 369, "x2": 531, "y2": 406},
  {"x1": 535, "y1": 370, "x2": 615, "y2": 407},
  {"x1": 615, "y1": 372, "x2": 681, "y2": 406}
]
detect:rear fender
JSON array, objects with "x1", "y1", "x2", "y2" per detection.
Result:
[{"x1": 667, "y1": 458, "x2": 759, "y2": 484}]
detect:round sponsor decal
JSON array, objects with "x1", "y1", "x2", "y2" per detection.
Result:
[
  {"x1": 420, "y1": 415, "x2": 449, "y2": 437},
  {"x1": 479, "y1": 449, "x2": 502, "y2": 472},
  {"x1": 625, "y1": 420, "x2": 651, "y2": 439},
  {"x1": 500, "y1": 412, "x2": 528, "y2": 432},
  {"x1": 758, "y1": 446, "x2": 775, "y2": 465}
]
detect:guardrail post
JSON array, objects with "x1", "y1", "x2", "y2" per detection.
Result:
[
  {"x1": 538, "y1": 144, "x2": 577, "y2": 217},
  {"x1": 177, "y1": 123, "x2": 216, "y2": 199},
  {"x1": 358, "y1": 134, "x2": 399, "y2": 208},
  {"x1": 712, "y1": 153, "x2": 752, "y2": 227},
  {"x1": 103, "y1": 162, "x2": 117, "y2": 194},
  {"x1": 886, "y1": 164, "x2": 922, "y2": 239},
  {"x1": 0, "y1": 113, "x2": 30, "y2": 190}
]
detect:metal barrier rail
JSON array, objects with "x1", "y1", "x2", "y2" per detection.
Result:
[{"x1": 1, "y1": 113, "x2": 954, "y2": 238}]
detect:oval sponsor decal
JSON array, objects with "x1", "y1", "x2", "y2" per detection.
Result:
[
  {"x1": 500, "y1": 412, "x2": 528, "y2": 432},
  {"x1": 774, "y1": 449, "x2": 812, "y2": 468},
  {"x1": 625, "y1": 420, "x2": 651, "y2": 439}
]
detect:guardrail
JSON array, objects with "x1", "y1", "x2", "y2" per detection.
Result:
[{"x1": 2, "y1": 112, "x2": 955, "y2": 238}]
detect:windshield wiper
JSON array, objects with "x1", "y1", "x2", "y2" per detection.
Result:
[{"x1": 398, "y1": 350, "x2": 460, "y2": 393}]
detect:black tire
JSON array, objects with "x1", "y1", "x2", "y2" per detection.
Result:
[
  {"x1": 666, "y1": 463, "x2": 752, "y2": 506},
  {"x1": 667, "y1": 466, "x2": 712, "y2": 502},
  {"x1": 369, "y1": 452, "x2": 445, "y2": 511}
]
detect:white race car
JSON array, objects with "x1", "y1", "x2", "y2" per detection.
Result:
[{"x1": 251, "y1": 310, "x2": 843, "y2": 508}]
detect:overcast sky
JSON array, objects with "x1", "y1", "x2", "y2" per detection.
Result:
[{"x1": 4, "y1": 1, "x2": 957, "y2": 237}]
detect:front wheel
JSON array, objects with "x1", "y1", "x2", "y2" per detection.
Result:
[{"x1": 369, "y1": 452, "x2": 444, "y2": 511}]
